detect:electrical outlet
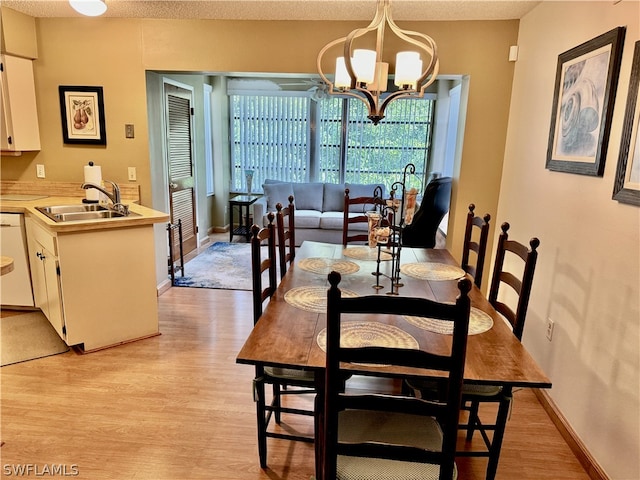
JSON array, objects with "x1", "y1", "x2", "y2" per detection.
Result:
[
  {"x1": 36, "y1": 164, "x2": 45, "y2": 178},
  {"x1": 128, "y1": 167, "x2": 137, "y2": 181},
  {"x1": 546, "y1": 318, "x2": 555, "y2": 341}
]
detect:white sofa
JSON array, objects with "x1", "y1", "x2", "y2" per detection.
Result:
[{"x1": 252, "y1": 180, "x2": 386, "y2": 246}]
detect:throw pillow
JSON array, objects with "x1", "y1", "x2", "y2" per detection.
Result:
[
  {"x1": 292, "y1": 183, "x2": 324, "y2": 211},
  {"x1": 322, "y1": 183, "x2": 347, "y2": 212},
  {"x1": 263, "y1": 182, "x2": 294, "y2": 211}
]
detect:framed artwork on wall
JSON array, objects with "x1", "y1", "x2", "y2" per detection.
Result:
[
  {"x1": 546, "y1": 26, "x2": 626, "y2": 176},
  {"x1": 59, "y1": 85, "x2": 107, "y2": 145},
  {"x1": 613, "y1": 40, "x2": 640, "y2": 206}
]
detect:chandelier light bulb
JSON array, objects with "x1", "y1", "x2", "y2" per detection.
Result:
[
  {"x1": 395, "y1": 51, "x2": 423, "y2": 89},
  {"x1": 334, "y1": 57, "x2": 351, "y2": 88},
  {"x1": 352, "y1": 49, "x2": 377, "y2": 85}
]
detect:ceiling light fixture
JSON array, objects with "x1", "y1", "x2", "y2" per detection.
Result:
[
  {"x1": 317, "y1": 0, "x2": 439, "y2": 125},
  {"x1": 69, "y1": 0, "x2": 107, "y2": 17}
]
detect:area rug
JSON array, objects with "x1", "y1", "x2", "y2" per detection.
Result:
[
  {"x1": 1, "y1": 311, "x2": 69, "y2": 367},
  {"x1": 172, "y1": 242, "x2": 255, "y2": 291}
]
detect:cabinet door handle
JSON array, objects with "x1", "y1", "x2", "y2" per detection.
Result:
[{"x1": 169, "y1": 182, "x2": 178, "y2": 189}]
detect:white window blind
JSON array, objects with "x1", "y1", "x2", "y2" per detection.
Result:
[
  {"x1": 230, "y1": 93, "x2": 434, "y2": 193},
  {"x1": 230, "y1": 95, "x2": 310, "y2": 192}
]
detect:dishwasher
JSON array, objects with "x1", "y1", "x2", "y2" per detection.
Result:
[{"x1": 0, "y1": 212, "x2": 35, "y2": 307}]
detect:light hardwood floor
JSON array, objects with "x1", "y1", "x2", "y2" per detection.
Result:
[{"x1": 1, "y1": 285, "x2": 589, "y2": 480}]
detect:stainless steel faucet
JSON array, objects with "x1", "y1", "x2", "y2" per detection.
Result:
[{"x1": 81, "y1": 180, "x2": 129, "y2": 215}]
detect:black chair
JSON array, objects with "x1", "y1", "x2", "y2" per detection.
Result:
[
  {"x1": 275, "y1": 195, "x2": 295, "y2": 280},
  {"x1": 322, "y1": 271, "x2": 472, "y2": 480},
  {"x1": 409, "y1": 221, "x2": 540, "y2": 480},
  {"x1": 402, "y1": 176, "x2": 452, "y2": 248},
  {"x1": 250, "y1": 216, "x2": 315, "y2": 468},
  {"x1": 461, "y1": 203, "x2": 491, "y2": 288},
  {"x1": 342, "y1": 188, "x2": 386, "y2": 247}
]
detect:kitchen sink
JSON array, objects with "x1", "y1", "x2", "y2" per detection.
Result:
[{"x1": 36, "y1": 205, "x2": 137, "y2": 222}]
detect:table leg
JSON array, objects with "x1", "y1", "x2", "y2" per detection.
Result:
[
  {"x1": 229, "y1": 202, "x2": 234, "y2": 242},
  {"x1": 485, "y1": 387, "x2": 512, "y2": 480},
  {"x1": 314, "y1": 373, "x2": 326, "y2": 480},
  {"x1": 244, "y1": 204, "x2": 251, "y2": 241}
]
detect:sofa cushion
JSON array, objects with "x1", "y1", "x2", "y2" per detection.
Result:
[
  {"x1": 263, "y1": 182, "x2": 294, "y2": 211},
  {"x1": 345, "y1": 183, "x2": 386, "y2": 212},
  {"x1": 320, "y1": 212, "x2": 370, "y2": 231},
  {"x1": 292, "y1": 182, "x2": 324, "y2": 211},
  {"x1": 322, "y1": 183, "x2": 346, "y2": 212},
  {"x1": 319, "y1": 212, "x2": 345, "y2": 230},
  {"x1": 295, "y1": 210, "x2": 322, "y2": 229}
]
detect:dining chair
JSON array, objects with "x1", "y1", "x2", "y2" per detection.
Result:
[
  {"x1": 461, "y1": 203, "x2": 491, "y2": 288},
  {"x1": 409, "y1": 221, "x2": 540, "y2": 480},
  {"x1": 342, "y1": 188, "x2": 386, "y2": 246},
  {"x1": 275, "y1": 195, "x2": 295, "y2": 280},
  {"x1": 250, "y1": 216, "x2": 315, "y2": 468},
  {"x1": 322, "y1": 271, "x2": 472, "y2": 480}
]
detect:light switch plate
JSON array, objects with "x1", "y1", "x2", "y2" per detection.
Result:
[
  {"x1": 125, "y1": 124, "x2": 135, "y2": 138},
  {"x1": 36, "y1": 164, "x2": 45, "y2": 178},
  {"x1": 128, "y1": 167, "x2": 137, "y2": 181}
]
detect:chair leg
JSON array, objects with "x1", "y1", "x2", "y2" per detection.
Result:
[
  {"x1": 273, "y1": 382, "x2": 282, "y2": 424},
  {"x1": 485, "y1": 391, "x2": 512, "y2": 480},
  {"x1": 465, "y1": 399, "x2": 480, "y2": 441},
  {"x1": 254, "y1": 377, "x2": 268, "y2": 468}
]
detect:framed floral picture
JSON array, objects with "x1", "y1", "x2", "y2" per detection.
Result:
[
  {"x1": 613, "y1": 40, "x2": 640, "y2": 206},
  {"x1": 59, "y1": 85, "x2": 107, "y2": 145},
  {"x1": 546, "y1": 27, "x2": 626, "y2": 176}
]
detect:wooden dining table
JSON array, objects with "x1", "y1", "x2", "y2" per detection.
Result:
[{"x1": 236, "y1": 240, "x2": 551, "y2": 478}]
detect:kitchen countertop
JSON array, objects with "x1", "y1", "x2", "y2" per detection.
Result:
[{"x1": 0, "y1": 196, "x2": 169, "y2": 233}]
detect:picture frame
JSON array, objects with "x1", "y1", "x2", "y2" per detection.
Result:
[
  {"x1": 59, "y1": 85, "x2": 107, "y2": 145},
  {"x1": 546, "y1": 27, "x2": 626, "y2": 176},
  {"x1": 613, "y1": 41, "x2": 640, "y2": 206}
]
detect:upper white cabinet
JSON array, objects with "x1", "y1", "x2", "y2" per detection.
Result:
[{"x1": 0, "y1": 54, "x2": 40, "y2": 152}]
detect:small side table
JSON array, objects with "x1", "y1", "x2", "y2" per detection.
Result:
[{"x1": 229, "y1": 195, "x2": 259, "y2": 242}]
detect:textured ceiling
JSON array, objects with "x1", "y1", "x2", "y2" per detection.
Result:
[{"x1": 1, "y1": 0, "x2": 542, "y2": 21}]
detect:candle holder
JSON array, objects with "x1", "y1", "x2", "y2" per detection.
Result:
[{"x1": 370, "y1": 163, "x2": 416, "y2": 295}]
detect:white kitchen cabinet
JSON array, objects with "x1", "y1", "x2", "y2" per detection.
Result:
[
  {"x1": 25, "y1": 217, "x2": 160, "y2": 352},
  {"x1": 0, "y1": 54, "x2": 41, "y2": 152},
  {"x1": 26, "y1": 219, "x2": 65, "y2": 337}
]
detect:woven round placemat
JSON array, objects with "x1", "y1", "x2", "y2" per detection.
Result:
[
  {"x1": 284, "y1": 286, "x2": 358, "y2": 313},
  {"x1": 400, "y1": 262, "x2": 465, "y2": 281},
  {"x1": 403, "y1": 307, "x2": 494, "y2": 336},
  {"x1": 297, "y1": 258, "x2": 360, "y2": 275},
  {"x1": 342, "y1": 247, "x2": 392, "y2": 261},
  {"x1": 316, "y1": 321, "x2": 419, "y2": 352}
]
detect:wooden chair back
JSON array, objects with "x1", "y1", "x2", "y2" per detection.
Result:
[
  {"x1": 342, "y1": 188, "x2": 386, "y2": 246},
  {"x1": 275, "y1": 195, "x2": 295, "y2": 280},
  {"x1": 488, "y1": 222, "x2": 540, "y2": 340},
  {"x1": 250, "y1": 212, "x2": 277, "y2": 324},
  {"x1": 461, "y1": 203, "x2": 491, "y2": 288},
  {"x1": 323, "y1": 271, "x2": 472, "y2": 480}
]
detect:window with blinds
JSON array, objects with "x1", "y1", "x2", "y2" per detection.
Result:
[{"x1": 230, "y1": 94, "x2": 434, "y2": 192}]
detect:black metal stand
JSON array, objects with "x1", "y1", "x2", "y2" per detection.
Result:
[
  {"x1": 167, "y1": 219, "x2": 184, "y2": 285},
  {"x1": 370, "y1": 163, "x2": 416, "y2": 295}
]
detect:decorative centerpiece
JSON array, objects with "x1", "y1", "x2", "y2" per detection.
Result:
[{"x1": 368, "y1": 163, "x2": 418, "y2": 295}]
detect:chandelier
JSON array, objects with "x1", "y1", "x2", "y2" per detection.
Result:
[{"x1": 317, "y1": 0, "x2": 439, "y2": 125}]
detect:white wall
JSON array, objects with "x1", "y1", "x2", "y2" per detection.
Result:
[{"x1": 499, "y1": 2, "x2": 639, "y2": 478}]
